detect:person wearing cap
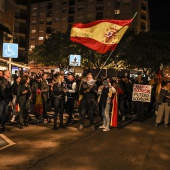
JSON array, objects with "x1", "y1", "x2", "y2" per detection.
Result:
[
  {"x1": 98, "y1": 78, "x2": 116, "y2": 131},
  {"x1": 154, "y1": 80, "x2": 170, "y2": 128},
  {"x1": 65, "y1": 72, "x2": 77, "y2": 126}
]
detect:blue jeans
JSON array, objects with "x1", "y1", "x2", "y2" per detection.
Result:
[
  {"x1": 101, "y1": 100, "x2": 111, "y2": 128},
  {"x1": 0, "y1": 100, "x2": 9, "y2": 126}
]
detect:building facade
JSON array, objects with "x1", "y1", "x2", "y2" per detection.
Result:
[
  {"x1": 0, "y1": 0, "x2": 30, "y2": 72},
  {"x1": 29, "y1": 0, "x2": 150, "y2": 51},
  {"x1": 0, "y1": 0, "x2": 15, "y2": 70},
  {"x1": 13, "y1": 0, "x2": 31, "y2": 64},
  {"x1": 0, "y1": 0, "x2": 15, "y2": 56}
]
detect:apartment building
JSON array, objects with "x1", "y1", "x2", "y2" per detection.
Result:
[
  {"x1": 13, "y1": 0, "x2": 31, "y2": 64},
  {"x1": 0, "y1": 0, "x2": 30, "y2": 72},
  {"x1": 0, "y1": 0, "x2": 15, "y2": 70},
  {"x1": 0, "y1": 0, "x2": 15, "y2": 56},
  {"x1": 29, "y1": 0, "x2": 150, "y2": 51}
]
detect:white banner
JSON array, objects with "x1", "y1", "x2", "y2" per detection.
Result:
[{"x1": 132, "y1": 84, "x2": 152, "y2": 102}]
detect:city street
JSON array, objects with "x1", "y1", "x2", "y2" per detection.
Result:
[{"x1": 0, "y1": 113, "x2": 170, "y2": 170}]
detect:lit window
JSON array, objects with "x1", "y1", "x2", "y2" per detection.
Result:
[
  {"x1": 31, "y1": 21, "x2": 37, "y2": 25},
  {"x1": 30, "y1": 45, "x2": 35, "y2": 49},
  {"x1": 32, "y1": 6, "x2": 37, "y2": 10},
  {"x1": 114, "y1": 10, "x2": 120, "y2": 14},
  {"x1": 31, "y1": 37, "x2": 35, "y2": 40},
  {"x1": 31, "y1": 29, "x2": 36, "y2": 33},
  {"x1": 38, "y1": 37, "x2": 44, "y2": 40}
]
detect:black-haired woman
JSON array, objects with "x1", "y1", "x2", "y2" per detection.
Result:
[{"x1": 17, "y1": 75, "x2": 31, "y2": 129}]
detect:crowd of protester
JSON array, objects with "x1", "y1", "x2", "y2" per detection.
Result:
[{"x1": 0, "y1": 69, "x2": 170, "y2": 133}]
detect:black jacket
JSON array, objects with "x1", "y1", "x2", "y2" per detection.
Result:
[{"x1": 0, "y1": 77, "x2": 12, "y2": 101}]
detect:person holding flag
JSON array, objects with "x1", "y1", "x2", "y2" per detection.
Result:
[
  {"x1": 78, "y1": 73, "x2": 98, "y2": 130},
  {"x1": 98, "y1": 78, "x2": 116, "y2": 131},
  {"x1": 70, "y1": 14, "x2": 136, "y2": 128}
]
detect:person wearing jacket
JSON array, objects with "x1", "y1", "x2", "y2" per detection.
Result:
[
  {"x1": 65, "y1": 72, "x2": 76, "y2": 126},
  {"x1": 98, "y1": 79, "x2": 116, "y2": 131},
  {"x1": 0, "y1": 70, "x2": 12, "y2": 132},
  {"x1": 154, "y1": 80, "x2": 170, "y2": 128},
  {"x1": 41, "y1": 73, "x2": 49, "y2": 124},
  {"x1": 11, "y1": 76, "x2": 21, "y2": 122},
  {"x1": 17, "y1": 75, "x2": 31, "y2": 129},
  {"x1": 78, "y1": 73, "x2": 98, "y2": 130},
  {"x1": 52, "y1": 73, "x2": 67, "y2": 130}
]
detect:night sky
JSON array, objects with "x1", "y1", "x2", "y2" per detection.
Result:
[{"x1": 148, "y1": 0, "x2": 170, "y2": 32}]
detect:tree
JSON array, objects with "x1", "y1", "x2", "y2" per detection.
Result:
[
  {"x1": 123, "y1": 31, "x2": 170, "y2": 76},
  {"x1": 28, "y1": 28, "x2": 135, "y2": 73},
  {"x1": 28, "y1": 31, "x2": 71, "y2": 69}
]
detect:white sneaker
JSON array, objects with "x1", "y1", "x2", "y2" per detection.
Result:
[
  {"x1": 11, "y1": 115, "x2": 15, "y2": 122},
  {"x1": 99, "y1": 125, "x2": 106, "y2": 129},
  {"x1": 44, "y1": 119, "x2": 48, "y2": 124},
  {"x1": 103, "y1": 127, "x2": 110, "y2": 132},
  {"x1": 122, "y1": 116, "x2": 125, "y2": 121},
  {"x1": 78, "y1": 124, "x2": 84, "y2": 130}
]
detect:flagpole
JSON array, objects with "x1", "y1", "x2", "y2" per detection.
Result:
[
  {"x1": 95, "y1": 12, "x2": 138, "y2": 80},
  {"x1": 133, "y1": 12, "x2": 138, "y2": 19},
  {"x1": 95, "y1": 50, "x2": 114, "y2": 80}
]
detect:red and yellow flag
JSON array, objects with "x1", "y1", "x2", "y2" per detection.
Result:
[
  {"x1": 70, "y1": 19, "x2": 133, "y2": 54},
  {"x1": 110, "y1": 92, "x2": 118, "y2": 127}
]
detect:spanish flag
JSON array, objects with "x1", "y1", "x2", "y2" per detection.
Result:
[
  {"x1": 70, "y1": 19, "x2": 133, "y2": 54},
  {"x1": 110, "y1": 92, "x2": 118, "y2": 127}
]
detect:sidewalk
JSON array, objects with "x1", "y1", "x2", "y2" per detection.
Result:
[{"x1": 0, "y1": 112, "x2": 102, "y2": 170}]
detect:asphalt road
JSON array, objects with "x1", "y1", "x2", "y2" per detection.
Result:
[{"x1": 0, "y1": 113, "x2": 170, "y2": 170}]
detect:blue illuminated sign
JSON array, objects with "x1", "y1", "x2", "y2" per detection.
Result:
[
  {"x1": 3, "y1": 43, "x2": 18, "y2": 58},
  {"x1": 69, "y1": 55, "x2": 81, "y2": 66}
]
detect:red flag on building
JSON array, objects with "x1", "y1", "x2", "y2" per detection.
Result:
[
  {"x1": 110, "y1": 92, "x2": 118, "y2": 127},
  {"x1": 70, "y1": 19, "x2": 133, "y2": 54}
]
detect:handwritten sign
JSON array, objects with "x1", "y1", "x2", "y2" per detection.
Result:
[{"x1": 132, "y1": 84, "x2": 151, "y2": 102}]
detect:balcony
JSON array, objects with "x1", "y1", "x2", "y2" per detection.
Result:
[
  {"x1": 15, "y1": 14, "x2": 27, "y2": 20},
  {"x1": 14, "y1": 27, "x2": 27, "y2": 34}
]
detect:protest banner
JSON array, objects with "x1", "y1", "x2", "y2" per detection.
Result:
[{"x1": 132, "y1": 84, "x2": 152, "y2": 102}]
